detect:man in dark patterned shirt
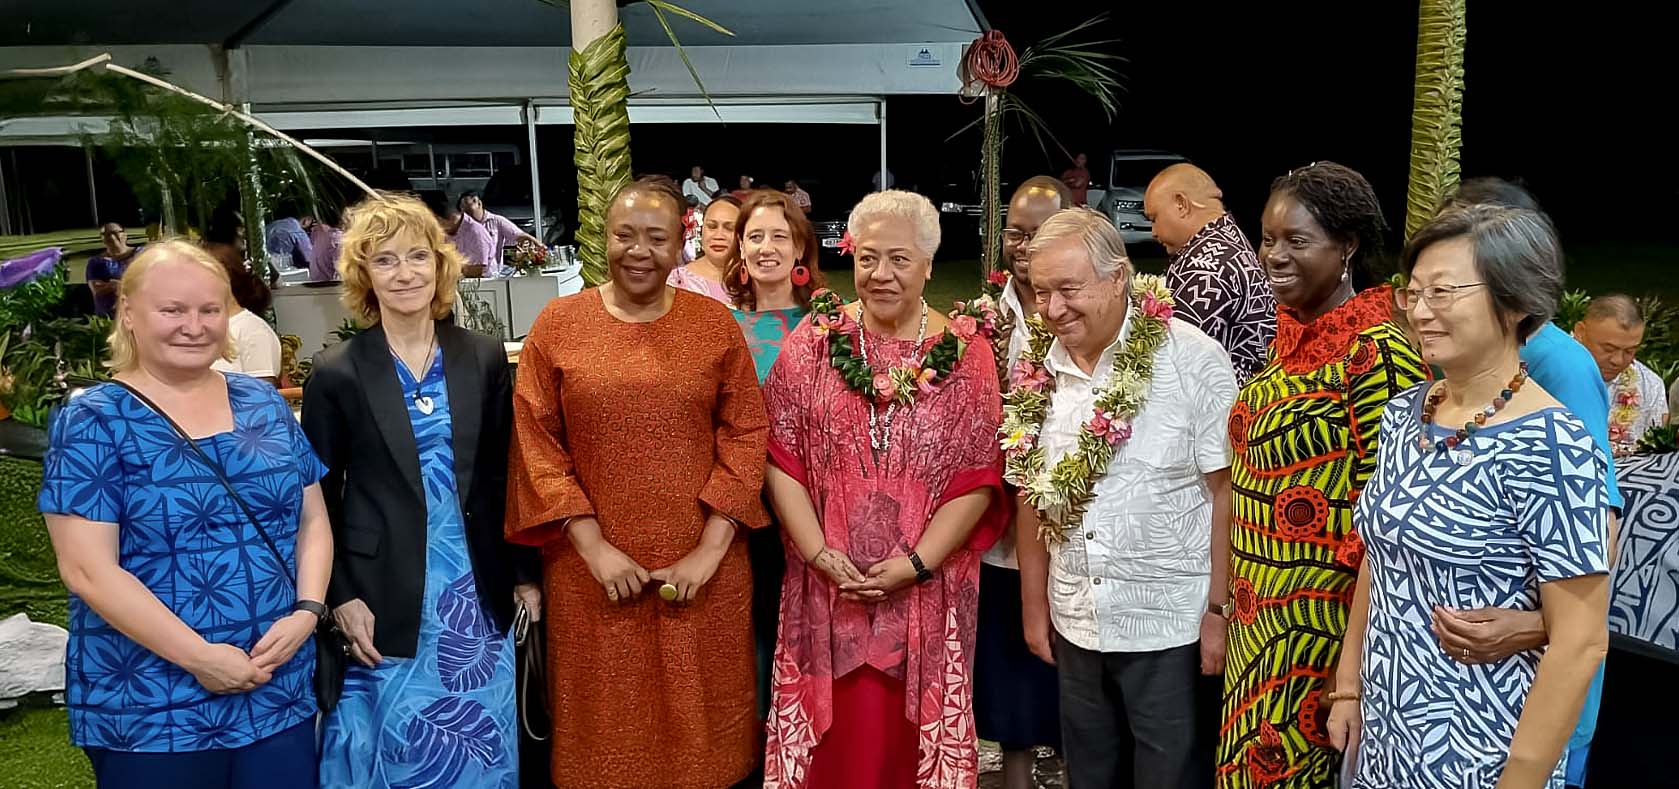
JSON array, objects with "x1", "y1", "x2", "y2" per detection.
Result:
[{"x1": 1144, "y1": 164, "x2": 1277, "y2": 382}]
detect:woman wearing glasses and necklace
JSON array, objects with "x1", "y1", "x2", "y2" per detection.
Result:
[{"x1": 303, "y1": 193, "x2": 540, "y2": 788}]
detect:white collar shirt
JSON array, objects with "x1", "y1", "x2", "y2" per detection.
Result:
[{"x1": 1039, "y1": 310, "x2": 1238, "y2": 653}]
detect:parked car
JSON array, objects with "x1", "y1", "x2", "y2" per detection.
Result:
[
  {"x1": 812, "y1": 217, "x2": 849, "y2": 267},
  {"x1": 1099, "y1": 150, "x2": 1187, "y2": 246}
]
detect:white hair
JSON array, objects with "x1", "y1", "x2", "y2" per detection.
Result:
[
  {"x1": 847, "y1": 190, "x2": 941, "y2": 258},
  {"x1": 1027, "y1": 207, "x2": 1132, "y2": 280}
]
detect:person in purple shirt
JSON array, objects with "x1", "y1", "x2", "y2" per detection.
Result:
[
  {"x1": 459, "y1": 191, "x2": 539, "y2": 277},
  {"x1": 308, "y1": 208, "x2": 345, "y2": 282},
  {"x1": 86, "y1": 222, "x2": 143, "y2": 317},
  {"x1": 424, "y1": 192, "x2": 496, "y2": 277}
]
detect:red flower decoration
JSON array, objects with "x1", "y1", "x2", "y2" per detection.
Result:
[
  {"x1": 838, "y1": 231, "x2": 856, "y2": 256},
  {"x1": 1232, "y1": 577, "x2": 1258, "y2": 625},
  {"x1": 1274, "y1": 486, "x2": 1330, "y2": 541},
  {"x1": 1335, "y1": 529, "x2": 1366, "y2": 569},
  {"x1": 1345, "y1": 338, "x2": 1377, "y2": 376},
  {"x1": 987, "y1": 270, "x2": 1010, "y2": 287},
  {"x1": 1228, "y1": 402, "x2": 1253, "y2": 457}
]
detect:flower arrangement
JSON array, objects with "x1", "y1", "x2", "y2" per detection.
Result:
[
  {"x1": 809, "y1": 288, "x2": 969, "y2": 406},
  {"x1": 0, "y1": 248, "x2": 112, "y2": 428},
  {"x1": 1000, "y1": 274, "x2": 1175, "y2": 543},
  {"x1": 947, "y1": 295, "x2": 1001, "y2": 344},
  {"x1": 1609, "y1": 365, "x2": 1641, "y2": 456},
  {"x1": 505, "y1": 238, "x2": 550, "y2": 276},
  {"x1": 982, "y1": 269, "x2": 1009, "y2": 299}
]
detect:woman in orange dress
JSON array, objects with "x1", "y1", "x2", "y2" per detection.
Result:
[{"x1": 506, "y1": 176, "x2": 770, "y2": 789}]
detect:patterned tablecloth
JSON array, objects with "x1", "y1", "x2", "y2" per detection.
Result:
[{"x1": 1610, "y1": 452, "x2": 1679, "y2": 656}]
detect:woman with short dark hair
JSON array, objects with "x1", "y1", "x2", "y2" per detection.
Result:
[
  {"x1": 508, "y1": 176, "x2": 770, "y2": 788},
  {"x1": 1328, "y1": 205, "x2": 1611, "y2": 788},
  {"x1": 1218, "y1": 162, "x2": 1429, "y2": 787}
]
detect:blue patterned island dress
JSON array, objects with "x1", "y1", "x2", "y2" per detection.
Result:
[
  {"x1": 1352, "y1": 384, "x2": 1610, "y2": 789},
  {"x1": 318, "y1": 349, "x2": 518, "y2": 788}
]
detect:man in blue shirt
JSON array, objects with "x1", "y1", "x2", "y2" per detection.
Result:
[
  {"x1": 263, "y1": 203, "x2": 314, "y2": 272},
  {"x1": 85, "y1": 222, "x2": 142, "y2": 317},
  {"x1": 1427, "y1": 178, "x2": 1615, "y2": 788}
]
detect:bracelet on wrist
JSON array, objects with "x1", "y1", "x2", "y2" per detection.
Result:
[
  {"x1": 1324, "y1": 690, "x2": 1361, "y2": 703},
  {"x1": 293, "y1": 600, "x2": 328, "y2": 620}
]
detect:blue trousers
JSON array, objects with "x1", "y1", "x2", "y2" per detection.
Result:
[{"x1": 84, "y1": 720, "x2": 317, "y2": 789}]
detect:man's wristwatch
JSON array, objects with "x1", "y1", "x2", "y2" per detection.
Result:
[
  {"x1": 1207, "y1": 599, "x2": 1232, "y2": 618},
  {"x1": 294, "y1": 600, "x2": 329, "y2": 620}
]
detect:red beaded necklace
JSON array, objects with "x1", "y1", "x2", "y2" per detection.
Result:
[{"x1": 1418, "y1": 362, "x2": 1529, "y2": 456}]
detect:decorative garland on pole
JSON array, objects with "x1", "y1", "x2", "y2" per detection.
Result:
[{"x1": 568, "y1": 23, "x2": 633, "y2": 287}]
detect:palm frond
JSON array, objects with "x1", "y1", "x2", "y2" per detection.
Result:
[{"x1": 644, "y1": 0, "x2": 734, "y2": 121}]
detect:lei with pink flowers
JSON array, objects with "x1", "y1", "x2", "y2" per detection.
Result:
[
  {"x1": 999, "y1": 274, "x2": 1175, "y2": 543},
  {"x1": 808, "y1": 288, "x2": 998, "y2": 407},
  {"x1": 1608, "y1": 365, "x2": 1642, "y2": 456}
]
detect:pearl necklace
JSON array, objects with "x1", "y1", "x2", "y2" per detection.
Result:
[{"x1": 855, "y1": 301, "x2": 928, "y2": 452}]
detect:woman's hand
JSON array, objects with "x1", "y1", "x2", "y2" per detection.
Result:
[
  {"x1": 514, "y1": 583, "x2": 542, "y2": 622},
  {"x1": 249, "y1": 611, "x2": 317, "y2": 672},
  {"x1": 568, "y1": 516, "x2": 651, "y2": 603},
  {"x1": 808, "y1": 546, "x2": 866, "y2": 592},
  {"x1": 187, "y1": 642, "x2": 273, "y2": 694},
  {"x1": 650, "y1": 543, "x2": 728, "y2": 603},
  {"x1": 333, "y1": 598, "x2": 383, "y2": 668},
  {"x1": 1327, "y1": 696, "x2": 1361, "y2": 757},
  {"x1": 841, "y1": 555, "x2": 918, "y2": 602},
  {"x1": 1431, "y1": 606, "x2": 1546, "y2": 664}
]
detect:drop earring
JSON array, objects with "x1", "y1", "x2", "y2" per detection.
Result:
[
  {"x1": 739, "y1": 266, "x2": 750, "y2": 285},
  {"x1": 791, "y1": 264, "x2": 811, "y2": 287}
]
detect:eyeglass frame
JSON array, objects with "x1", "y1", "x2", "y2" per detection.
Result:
[{"x1": 1394, "y1": 281, "x2": 1487, "y2": 311}]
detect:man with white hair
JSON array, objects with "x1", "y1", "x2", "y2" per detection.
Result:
[{"x1": 1009, "y1": 208, "x2": 1236, "y2": 788}]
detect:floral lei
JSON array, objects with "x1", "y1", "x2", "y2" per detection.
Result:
[
  {"x1": 808, "y1": 288, "x2": 1000, "y2": 406},
  {"x1": 999, "y1": 274, "x2": 1175, "y2": 543},
  {"x1": 1609, "y1": 365, "x2": 1641, "y2": 453}
]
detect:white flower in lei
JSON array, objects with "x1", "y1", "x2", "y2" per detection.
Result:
[{"x1": 998, "y1": 274, "x2": 1176, "y2": 544}]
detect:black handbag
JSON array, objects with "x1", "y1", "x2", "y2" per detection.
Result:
[
  {"x1": 513, "y1": 600, "x2": 552, "y2": 789},
  {"x1": 114, "y1": 381, "x2": 348, "y2": 711}
]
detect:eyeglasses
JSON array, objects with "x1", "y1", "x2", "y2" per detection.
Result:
[
  {"x1": 1002, "y1": 228, "x2": 1034, "y2": 246},
  {"x1": 369, "y1": 251, "x2": 434, "y2": 272},
  {"x1": 1394, "y1": 282, "x2": 1487, "y2": 311}
]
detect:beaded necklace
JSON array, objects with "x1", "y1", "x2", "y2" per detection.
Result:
[{"x1": 1418, "y1": 362, "x2": 1529, "y2": 462}]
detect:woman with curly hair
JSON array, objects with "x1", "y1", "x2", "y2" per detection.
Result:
[{"x1": 1216, "y1": 162, "x2": 1429, "y2": 787}]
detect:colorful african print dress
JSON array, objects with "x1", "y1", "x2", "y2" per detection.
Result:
[{"x1": 1217, "y1": 286, "x2": 1428, "y2": 788}]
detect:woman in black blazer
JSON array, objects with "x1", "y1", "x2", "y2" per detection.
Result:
[{"x1": 301, "y1": 193, "x2": 539, "y2": 788}]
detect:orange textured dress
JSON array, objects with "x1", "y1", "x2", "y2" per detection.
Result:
[{"x1": 507, "y1": 288, "x2": 770, "y2": 789}]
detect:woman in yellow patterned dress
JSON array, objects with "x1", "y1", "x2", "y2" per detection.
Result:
[{"x1": 1216, "y1": 163, "x2": 1428, "y2": 787}]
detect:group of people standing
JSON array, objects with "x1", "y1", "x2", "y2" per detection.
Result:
[{"x1": 38, "y1": 156, "x2": 1614, "y2": 789}]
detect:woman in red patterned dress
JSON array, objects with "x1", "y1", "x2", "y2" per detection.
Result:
[{"x1": 761, "y1": 190, "x2": 1007, "y2": 789}]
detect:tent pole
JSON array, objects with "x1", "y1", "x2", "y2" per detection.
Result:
[
  {"x1": 525, "y1": 101, "x2": 544, "y2": 243},
  {"x1": 878, "y1": 98, "x2": 887, "y2": 191},
  {"x1": 85, "y1": 147, "x2": 100, "y2": 226}
]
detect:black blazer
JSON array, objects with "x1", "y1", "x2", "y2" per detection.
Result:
[{"x1": 302, "y1": 321, "x2": 537, "y2": 658}]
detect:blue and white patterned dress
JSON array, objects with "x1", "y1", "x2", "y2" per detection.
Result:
[
  {"x1": 37, "y1": 375, "x2": 326, "y2": 752},
  {"x1": 318, "y1": 349, "x2": 518, "y2": 788},
  {"x1": 1353, "y1": 384, "x2": 1610, "y2": 789}
]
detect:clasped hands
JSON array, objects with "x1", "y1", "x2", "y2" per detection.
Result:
[
  {"x1": 571, "y1": 514, "x2": 733, "y2": 604},
  {"x1": 808, "y1": 546, "x2": 919, "y2": 602}
]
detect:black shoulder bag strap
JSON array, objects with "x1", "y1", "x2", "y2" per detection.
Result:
[{"x1": 114, "y1": 381, "x2": 299, "y2": 592}]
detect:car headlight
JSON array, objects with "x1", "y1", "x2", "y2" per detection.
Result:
[
  {"x1": 940, "y1": 202, "x2": 962, "y2": 214},
  {"x1": 1115, "y1": 200, "x2": 1144, "y2": 212}
]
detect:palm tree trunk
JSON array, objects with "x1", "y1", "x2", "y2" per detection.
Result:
[
  {"x1": 1404, "y1": 0, "x2": 1467, "y2": 239},
  {"x1": 570, "y1": 0, "x2": 633, "y2": 286}
]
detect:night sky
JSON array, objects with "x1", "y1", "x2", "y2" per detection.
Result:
[{"x1": 10, "y1": 1, "x2": 1671, "y2": 254}]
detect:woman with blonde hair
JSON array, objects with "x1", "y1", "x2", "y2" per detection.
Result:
[
  {"x1": 39, "y1": 239, "x2": 333, "y2": 788},
  {"x1": 304, "y1": 193, "x2": 540, "y2": 788}
]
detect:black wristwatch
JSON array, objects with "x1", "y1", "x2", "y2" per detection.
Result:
[
  {"x1": 907, "y1": 551, "x2": 935, "y2": 584},
  {"x1": 294, "y1": 600, "x2": 329, "y2": 620}
]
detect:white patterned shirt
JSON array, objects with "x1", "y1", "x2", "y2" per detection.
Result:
[
  {"x1": 1041, "y1": 313, "x2": 1237, "y2": 653},
  {"x1": 983, "y1": 281, "x2": 1036, "y2": 569},
  {"x1": 1609, "y1": 359, "x2": 1668, "y2": 450}
]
